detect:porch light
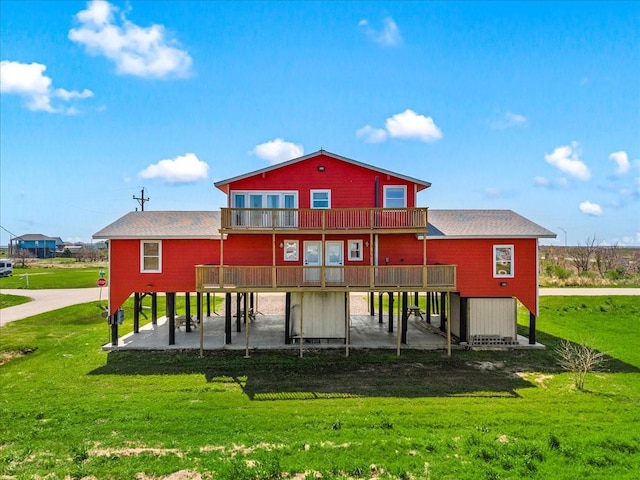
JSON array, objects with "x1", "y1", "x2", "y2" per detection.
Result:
[
  {"x1": 279, "y1": 242, "x2": 284, "y2": 248},
  {"x1": 317, "y1": 165, "x2": 325, "y2": 172}
]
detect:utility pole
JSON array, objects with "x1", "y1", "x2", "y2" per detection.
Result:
[{"x1": 133, "y1": 188, "x2": 150, "y2": 211}]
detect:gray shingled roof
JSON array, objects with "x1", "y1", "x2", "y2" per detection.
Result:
[
  {"x1": 16, "y1": 234, "x2": 64, "y2": 244},
  {"x1": 93, "y1": 211, "x2": 221, "y2": 239},
  {"x1": 427, "y1": 210, "x2": 556, "y2": 238}
]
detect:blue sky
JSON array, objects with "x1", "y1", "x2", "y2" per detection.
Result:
[{"x1": 1, "y1": 0, "x2": 638, "y2": 247}]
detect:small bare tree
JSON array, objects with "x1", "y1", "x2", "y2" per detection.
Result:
[
  {"x1": 594, "y1": 243, "x2": 620, "y2": 278},
  {"x1": 570, "y1": 235, "x2": 599, "y2": 274},
  {"x1": 14, "y1": 248, "x2": 35, "y2": 268},
  {"x1": 555, "y1": 339, "x2": 606, "y2": 390}
]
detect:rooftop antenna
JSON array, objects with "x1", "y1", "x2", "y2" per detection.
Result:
[{"x1": 133, "y1": 187, "x2": 150, "y2": 211}]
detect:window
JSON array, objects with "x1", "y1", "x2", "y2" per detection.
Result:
[
  {"x1": 232, "y1": 191, "x2": 297, "y2": 209},
  {"x1": 493, "y1": 245, "x2": 514, "y2": 278},
  {"x1": 383, "y1": 186, "x2": 406, "y2": 208},
  {"x1": 348, "y1": 240, "x2": 363, "y2": 261},
  {"x1": 311, "y1": 190, "x2": 331, "y2": 209},
  {"x1": 231, "y1": 191, "x2": 298, "y2": 227},
  {"x1": 283, "y1": 240, "x2": 298, "y2": 261},
  {"x1": 141, "y1": 241, "x2": 162, "y2": 273}
]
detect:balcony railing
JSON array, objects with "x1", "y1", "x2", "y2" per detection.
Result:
[
  {"x1": 196, "y1": 264, "x2": 456, "y2": 291},
  {"x1": 220, "y1": 207, "x2": 428, "y2": 233}
]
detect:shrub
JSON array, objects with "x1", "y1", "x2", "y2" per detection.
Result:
[{"x1": 555, "y1": 339, "x2": 606, "y2": 390}]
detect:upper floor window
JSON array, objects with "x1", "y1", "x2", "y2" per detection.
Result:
[
  {"x1": 311, "y1": 190, "x2": 331, "y2": 209},
  {"x1": 232, "y1": 191, "x2": 297, "y2": 209},
  {"x1": 231, "y1": 191, "x2": 298, "y2": 227},
  {"x1": 383, "y1": 185, "x2": 406, "y2": 208},
  {"x1": 141, "y1": 241, "x2": 162, "y2": 273},
  {"x1": 493, "y1": 245, "x2": 514, "y2": 278}
]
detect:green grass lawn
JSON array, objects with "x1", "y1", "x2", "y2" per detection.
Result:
[
  {"x1": 0, "y1": 265, "x2": 107, "y2": 290},
  {"x1": 1, "y1": 296, "x2": 639, "y2": 479},
  {"x1": 0, "y1": 293, "x2": 31, "y2": 309}
]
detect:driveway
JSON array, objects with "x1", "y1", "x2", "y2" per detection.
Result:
[
  {"x1": 0, "y1": 288, "x2": 106, "y2": 326},
  {"x1": 0, "y1": 287, "x2": 637, "y2": 327},
  {"x1": 539, "y1": 287, "x2": 639, "y2": 296}
]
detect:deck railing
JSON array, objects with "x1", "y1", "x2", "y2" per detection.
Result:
[
  {"x1": 220, "y1": 207, "x2": 428, "y2": 233},
  {"x1": 196, "y1": 264, "x2": 456, "y2": 291}
]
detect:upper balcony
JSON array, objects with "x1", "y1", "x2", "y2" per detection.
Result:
[{"x1": 220, "y1": 207, "x2": 428, "y2": 234}]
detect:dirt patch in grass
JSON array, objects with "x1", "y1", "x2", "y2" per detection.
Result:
[
  {"x1": 134, "y1": 471, "x2": 212, "y2": 480},
  {"x1": 0, "y1": 347, "x2": 37, "y2": 366},
  {"x1": 0, "y1": 350, "x2": 24, "y2": 365},
  {"x1": 90, "y1": 446, "x2": 183, "y2": 458},
  {"x1": 200, "y1": 442, "x2": 285, "y2": 456}
]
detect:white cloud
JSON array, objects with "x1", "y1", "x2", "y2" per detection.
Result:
[
  {"x1": 609, "y1": 151, "x2": 630, "y2": 175},
  {"x1": 54, "y1": 88, "x2": 94, "y2": 101},
  {"x1": 385, "y1": 109, "x2": 443, "y2": 142},
  {"x1": 356, "y1": 109, "x2": 443, "y2": 144},
  {"x1": 69, "y1": 0, "x2": 192, "y2": 78},
  {"x1": 251, "y1": 138, "x2": 304, "y2": 164},
  {"x1": 356, "y1": 125, "x2": 388, "y2": 143},
  {"x1": 579, "y1": 201, "x2": 603, "y2": 216},
  {"x1": 544, "y1": 142, "x2": 591, "y2": 181},
  {"x1": 534, "y1": 176, "x2": 550, "y2": 187},
  {"x1": 0, "y1": 60, "x2": 94, "y2": 113},
  {"x1": 491, "y1": 112, "x2": 528, "y2": 130},
  {"x1": 138, "y1": 153, "x2": 209, "y2": 183},
  {"x1": 533, "y1": 176, "x2": 570, "y2": 190},
  {"x1": 358, "y1": 17, "x2": 402, "y2": 46}
]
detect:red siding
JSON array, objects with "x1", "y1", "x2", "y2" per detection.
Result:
[
  {"x1": 109, "y1": 239, "x2": 219, "y2": 313},
  {"x1": 378, "y1": 234, "x2": 425, "y2": 264},
  {"x1": 222, "y1": 234, "x2": 371, "y2": 265},
  {"x1": 226, "y1": 154, "x2": 418, "y2": 208},
  {"x1": 427, "y1": 238, "x2": 539, "y2": 314}
]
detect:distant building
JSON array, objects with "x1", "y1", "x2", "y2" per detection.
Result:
[{"x1": 14, "y1": 234, "x2": 64, "y2": 258}]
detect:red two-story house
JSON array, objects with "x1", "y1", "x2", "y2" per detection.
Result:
[{"x1": 94, "y1": 150, "x2": 555, "y2": 353}]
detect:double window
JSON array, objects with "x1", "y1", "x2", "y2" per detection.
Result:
[{"x1": 141, "y1": 241, "x2": 162, "y2": 273}]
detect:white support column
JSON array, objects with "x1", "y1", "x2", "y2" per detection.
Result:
[
  {"x1": 244, "y1": 304, "x2": 250, "y2": 358},
  {"x1": 345, "y1": 293, "x2": 351, "y2": 357},
  {"x1": 446, "y1": 291, "x2": 452, "y2": 357},
  {"x1": 199, "y1": 293, "x2": 204, "y2": 358},
  {"x1": 299, "y1": 292, "x2": 304, "y2": 358}
]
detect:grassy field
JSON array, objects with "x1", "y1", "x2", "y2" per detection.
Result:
[
  {"x1": 0, "y1": 294, "x2": 30, "y2": 309},
  {"x1": 0, "y1": 264, "x2": 107, "y2": 290},
  {"x1": 0, "y1": 296, "x2": 638, "y2": 479}
]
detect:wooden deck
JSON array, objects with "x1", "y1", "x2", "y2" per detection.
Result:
[
  {"x1": 220, "y1": 207, "x2": 428, "y2": 234},
  {"x1": 196, "y1": 264, "x2": 456, "y2": 292}
]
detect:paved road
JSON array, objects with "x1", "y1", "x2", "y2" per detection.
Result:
[
  {"x1": 0, "y1": 288, "x2": 106, "y2": 326},
  {"x1": 0, "y1": 287, "x2": 637, "y2": 327},
  {"x1": 539, "y1": 287, "x2": 639, "y2": 296}
]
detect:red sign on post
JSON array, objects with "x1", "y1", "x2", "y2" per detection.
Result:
[{"x1": 97, "y1": 278, "x2": 107, "y2": 287}]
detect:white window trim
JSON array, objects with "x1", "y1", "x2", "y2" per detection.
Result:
[
  {"x1": 383, "y1": 185, "x2": 407, "y2": 208},
  {"x1": 348, "y1": 239, "x2": 363, "y2": 261},
  {"x1": 141, "y1": 240, "x2": 162, "y2": 273},
  {"x1": 493, "y1": 244, "x2": 514, "y2": 278},
  {"x1": 283, "y1": 239, "x2": 299, "y2": 261},
  {"x1": 310, "y1": 189, "x2": 331, "y2": 209}
]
